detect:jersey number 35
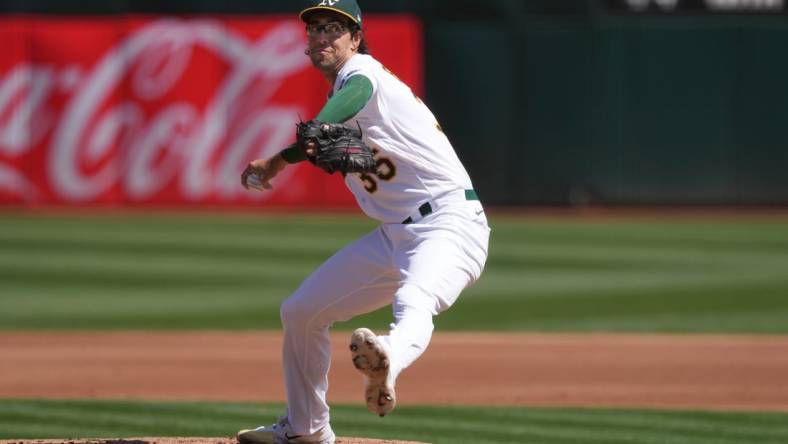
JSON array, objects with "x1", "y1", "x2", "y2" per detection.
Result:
[{"x1": 359, "y1": 148, "x2": 395, "y2": 194}]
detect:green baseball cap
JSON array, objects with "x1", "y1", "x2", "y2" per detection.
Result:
[{"x1": 299, "y1": 0, "x2": 362, "y2": 27}]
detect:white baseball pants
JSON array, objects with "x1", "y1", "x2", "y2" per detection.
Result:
[{"x1": 278, "y1": 200, "x2": 490, "y2": 435}]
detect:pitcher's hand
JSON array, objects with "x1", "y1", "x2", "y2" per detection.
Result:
[{"x1": 241, "y1": 154, "x2": 287, "y2": 191}]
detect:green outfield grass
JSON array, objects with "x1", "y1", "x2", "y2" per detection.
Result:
[
  {"x1": 1, "y1": 400, "x2": 787, "y2": 444},
  {"x1": 1, "y1": 212, "x2": 787, "y2": 332}
]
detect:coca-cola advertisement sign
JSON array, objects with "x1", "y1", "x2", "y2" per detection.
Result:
[{"x1": 0, "y1": 15, "x2": 423, "y2": 207}]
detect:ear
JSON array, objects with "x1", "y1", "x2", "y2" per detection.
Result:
[{"x1": 351, "y1": 29, "x2": 363, "y2": 50}]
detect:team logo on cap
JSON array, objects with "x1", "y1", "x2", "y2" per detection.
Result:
[{"x1": 319, "y1": 0, "x2": 340, "y2": 6}]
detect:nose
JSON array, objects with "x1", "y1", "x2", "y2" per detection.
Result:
[
  {"x1": 308, "y1": 32, "x2": 329, "y2": 45},
  {"x1": 311, "y1": 39, "x2": 329, "y2": 50}
]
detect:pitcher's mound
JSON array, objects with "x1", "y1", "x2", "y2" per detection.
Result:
[{"x1": 0, "y1": 438, "x2": 429, "y2": 444}]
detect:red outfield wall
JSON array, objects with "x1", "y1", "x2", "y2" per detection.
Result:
[{"x1": 0, "y1": 15, "x2": 422, "y2": 208}]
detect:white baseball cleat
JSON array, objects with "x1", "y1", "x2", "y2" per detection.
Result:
[
  {"x1": 236, "y1": 416, "x2": 335, "y2": 444},
  {"x1": 349, "y1": 327, "x2": 396, "y2": 417}
]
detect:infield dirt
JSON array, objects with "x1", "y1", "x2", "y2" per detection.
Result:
[{"x1": 2, "y1": 331, "x2": 788, "y2": 411}]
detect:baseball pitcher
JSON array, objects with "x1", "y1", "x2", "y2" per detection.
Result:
[{"x1": 238, "y1": 1, "x2": 490, "y2": 443}]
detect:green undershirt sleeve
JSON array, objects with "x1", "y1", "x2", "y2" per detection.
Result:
[
  {"x1": 316, "y1": 75, "x2": 373, "y2": 123},
  {"x1": 279, "y1": 75, "x2": 373, "y2": 164}
]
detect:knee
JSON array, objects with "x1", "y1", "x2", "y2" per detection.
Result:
[
  {"x1": 280, "y1": 297, "x2": 314, "y2": 328},
  {"x1": 393, "y1": 284, "x2": 438, "y2": 320}
]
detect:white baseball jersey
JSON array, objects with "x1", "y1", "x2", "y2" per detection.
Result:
[{"x1": 334, "y1": 54, "x2": 475, "y2": 223}]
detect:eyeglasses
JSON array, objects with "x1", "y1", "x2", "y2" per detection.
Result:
[{"x1": 305, "y1": 22, "x2": 348, "y2": 38}]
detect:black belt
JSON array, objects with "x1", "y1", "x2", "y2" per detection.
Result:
[{"x1": 402, "y1": 189, "x2": 479, "y2": 224}]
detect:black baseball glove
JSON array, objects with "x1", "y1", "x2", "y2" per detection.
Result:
[{"x1": 296, "y1": 120, "x2": 377, "y2": 175}]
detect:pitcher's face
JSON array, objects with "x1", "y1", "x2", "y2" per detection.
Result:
[{"x1": 305, "y1": 13, "x2": 360, "y2": 73}]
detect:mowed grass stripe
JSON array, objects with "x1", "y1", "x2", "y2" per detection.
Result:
[
  {"x1": 446, "y1": 278, "x2": 788, "y2": 332},
  {"x1": 490, "y1": 218, "x2": 788, "y2": 248},
  {"x1": 2, "y1": 400, "x2": 788, "y2": 444},
  {"x1": 491, "y1": 241, "x2": 788, "y2": 269},
  {"x1": 0, "y1": 249, "x2": 312, "y2": 281},
  {"x1": 0, "y1": 400, "x2": 264, "y2": 440},
  {"x1": 473, "y1": 266, "x2": 788, "y2": 298},
  {"x1": 0, "y1": 225, "x2": 357, "y2": 258},
  {"x1": 1, "y1": 213, "x2": 788, "y2": 332}
]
